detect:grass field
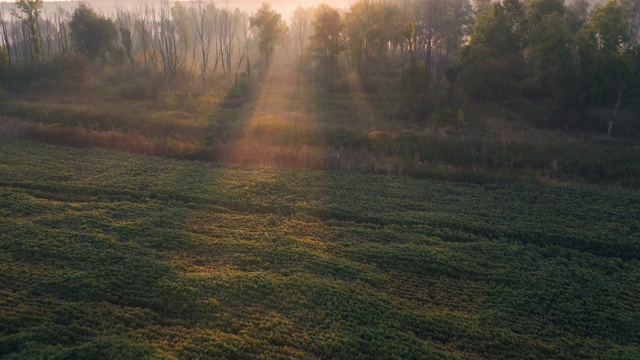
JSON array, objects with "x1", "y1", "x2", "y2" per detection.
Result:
[{"x1": 1, "y1": 137, "x2": 639, "y2": 359}]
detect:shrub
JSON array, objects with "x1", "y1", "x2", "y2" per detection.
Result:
[
  {"x1": 0, "y1": 47, "x2": 10, "y2": 84},
  {"x1": 54, "y1": 54, "x2": 92, "y2": 86},
  {"x1": 4, "y1": 55, "x2": 91, "y2": 92},
  {"x1": 119, "y1": 80, "x2": 160, "y2": 101}
]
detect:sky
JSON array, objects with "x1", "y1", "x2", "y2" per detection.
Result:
[{"x1": 0, "y1": 0, "x2": 357, "y2": 21}]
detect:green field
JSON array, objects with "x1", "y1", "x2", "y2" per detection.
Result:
[{"x1": 1, "y1": 138, "x2": 639, "y2": 359}]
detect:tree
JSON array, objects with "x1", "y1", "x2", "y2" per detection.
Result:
[
  {"x1": 590, "y1": 0, "x2": 636, "y2": 135},
  {"x1": 192, "y1": 0, "x2": 217, "y2": 81},
  {"x1": 591, "y1": 0, "x2": 628, "y2": 53},
  {"x1": 219, "y1": 7, "x2": 240, "y2": 79},
  {"x1": 155, "y1": 0, "x2": 181, "y2": 78},
  {"x1": 171, "y1": 1, "x2": 193, "y2": 75},
  {"x1": 12, "y1": 0, "x2": 43, "y2": 61},
  {"x1": 345, "y1": 0, "x2": 399, "y2": 79},
  {"x1": 116, "y1": 8, "x2": 136, "y2": 74},
  {"x1": 310, "y1": 3, "x2": 344, "y2": 89},
  {"x1": 291, "y1": 6, "x2": 313, "y2": 73},
  {"x1": 0, "y1": 45, "x2": 10, "y2": 85},
  {"x1": 0, "y1": 7, "x2": 12, "y2": 67},
  {"x1": 250, "y1": 3, "x2": 286, "y2": 68},
  {"x1": 620, "y1": 0, "x2": 640, "y2": 43},
  {"x1": 525, "y1": 12, "x2": 582, "y2": 122},
  {"x1": 461, "y1": 0, "x2": 526, "y2": 100},
  {"x1": 119, "y1": 26, "x2": 134, "y2": 71},
  {"x1": 69, "y1": 4, "x2": 118, "y2": 60},
  {"x1": 234, "y1": 9, "x2": 252, "y2": 81},
  {"x1": 134, "y1": 3, "x2": 155, "y2": 74},
  {"x1": 425, "y1": 0, "x2": 473, "y2": 102},
  {"x1": 567, "y1": 0, "x2": 590, "y2": 32}
]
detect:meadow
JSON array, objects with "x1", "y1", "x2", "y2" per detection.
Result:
[
  {"x1": 1, "y1": 72, "x2": 639, "y2": 189},
  {"x1": 1, "y1": 138, "x2": 639, "y2": 359}
]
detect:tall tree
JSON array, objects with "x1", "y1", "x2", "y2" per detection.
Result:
[
  {"x1": 590, "y1": 0, "x2": 637, "y2": 135},
  {"x1": 234, "y1": 9, "x2": 252, "y2": 81},
  {"x1": 134, "y1": 3, "x2": 155, "y2": 74},
  {"x1": 620, "y1": 0, "x2": 640, "y2": 43},
  {"x1": 431, "y1": 0, "x2": 473, "y2": 100},
  {"x1": 12, "y1": 0, "x2": 43, "y2": 61},
  {"x1": 171, "y1": 1, "x2": 192, "y2": 75},
  {"x1": 219, "y1": 7, "x2": 239, "y2": 79},
  {"x1": 250, "y1": 3, "x2": 286, "y2": 68},
  {"x1": 591, "y1": 0, "x2": 628, "y2": 53},
  {"x1": 192, "y1": 0, "x2": 216, "y2": 81},
  {"x1": 526, "y1": 11, "x2": 582, "y2": 121},
  {"x1": 0, "y1": 7, "x2": 12, "y2": 67},
  {"x1": 0, "y1": 45, "x2": 9, "y2": 84},
  {"x1": 116, "y1": 8, "x2": 136, "y2": 74},
  {"x1": 69, "y1": 4, "x2": 118, "y2": 60},
  {"x1": 291, "y1": 6, "x2": 313, "y2": 73},
  {"x1": 345, "y1": 0, "x2": 399, "y2": 79},
  {"x1": 310, "y1": 3, "x2": 344, "y2": 89},
  {"x1": 461, "y1": 0, "x2": 526, "y2": 100},
  {"x1": 155, "y1": 0, "x2": 181, "y2": 78}
]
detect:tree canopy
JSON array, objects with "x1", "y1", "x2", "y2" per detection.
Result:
[
  {"x1": 310, "y1": 4, "x2": 344, "y2": 87},
  {"x1": 250, "y1": 3, "x2": 287, "y2": 68},
  {"x1": 70, "y1": 4, "x2": 118, "y2": 60},
  {"x1": 12, "y1": 0, "x2": 43, "y2": 61}
]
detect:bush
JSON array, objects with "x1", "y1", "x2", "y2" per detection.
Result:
[
  {"x1": 0, "y1": 47, "x2": 10, "y2": 84},
  {"x1": 119, "y1": 80, "x2": 160, "y2": 101},
  {"x1": 5, "y1": 61, "x2": 55, "y2": 92},
  {"x1": 0, "y1": 87, "x2": 7, "y2": 103},
  {"x1": 4, "y1": 55, "x2": 91, "y2": 93},
  {"x1": 54, "y1": 54, "x2": 92, "y2": 86}
]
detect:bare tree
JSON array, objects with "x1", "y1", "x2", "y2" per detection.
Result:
[
  {"x1": 154, "y1": 0, "x2": 181, "y2": 78},
  {"x1": 12, "y1": 0, "x2": 43, "y2": 62},
  {"x1": 116, "y1": 7, "x2": 136, "y2": 74},
  {"x1": 291, "y1": 6, "x2": 312, "y2": 73},
  {"x1": 171, "y1": 1, "x2": 192, "y2": 75},
  {"x1": 135, "y1": 1, "x2": 156, "y2": 74},
  {"x1": 54, "y1": 6, "x2": 70, "y2": 55},
  {"x1": 234, "y1": 9, "x2": 252, "y2": 82},
  {"x1": 219, "y1": 6, "x2": 240, "y2": 80},
  {"x1": 192, "y1": 0, "x2": 216, "y2": 81},
  {"x1": 0, "y1": 6, "x2": 12, "y2": 67}
]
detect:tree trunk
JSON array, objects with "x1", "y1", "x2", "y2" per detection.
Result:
[
  {"x1": 0, "y1": 15, "x2": 12, "y2": 68},
  {"x1": 608, "y1": 89, "x2": 624, "y2": 136},
  {"x1": 424, "y1": 27, "x2": 432, "y2": 103}
]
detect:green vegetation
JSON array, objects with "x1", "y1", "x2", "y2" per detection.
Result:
[
  {"x1": 0, "y1": 0, "x2": 638, "y2": 189},
  {"x1": 1, "y1": 138, "x2": 639, "y2": 359},
  {"x1": 2, "y1": 0, "x2": 640, "y2": 133},
  {"x1": 1, "y1": 73, "x2": 638, "y2": 188},
  {"x1": 0, "y1": 0, "x2": 639, "y2": 357}
]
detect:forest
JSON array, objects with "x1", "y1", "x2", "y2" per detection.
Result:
[{"x1": 0, "y1": 0, "x2": 638, "y2": 131}]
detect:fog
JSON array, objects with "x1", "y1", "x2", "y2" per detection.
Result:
[{"x1": 1, "y1": 0, "x2": 357, "y2": 22}]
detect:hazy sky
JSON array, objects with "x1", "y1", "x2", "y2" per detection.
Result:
[{"x1": 0, "y1": 0, "x2": 357, "y2": 20}]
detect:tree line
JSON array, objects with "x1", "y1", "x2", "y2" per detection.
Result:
[
  {"x1": 0, "y1": 0, "x2": 254, "y2": 82},
  {"x1": 0, "y1": 0, "x2": 638, "y2": 135}
]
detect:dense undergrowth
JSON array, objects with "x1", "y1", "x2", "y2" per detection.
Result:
[
  {"x1": 0, "y1": 73, "x2": 638, "y2": 188},
  {"x1": 1, "y1": 138, "x2": 639, "y2": 359}
]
